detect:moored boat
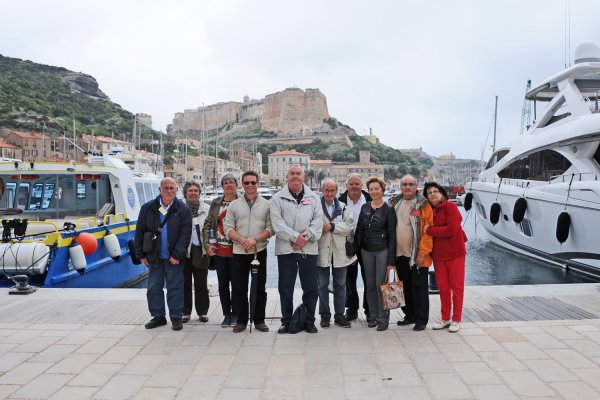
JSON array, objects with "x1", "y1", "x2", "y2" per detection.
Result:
[
  {"x1": 465, "y1": 41, "x2": 600, "y2": 277},
  {"x1": 0, "y1": 154, "x2": 160, "y2": 288}
]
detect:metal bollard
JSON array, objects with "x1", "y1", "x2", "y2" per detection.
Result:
[{"x1": 428, "y1": 269, "x2": 439, "y2": 294}]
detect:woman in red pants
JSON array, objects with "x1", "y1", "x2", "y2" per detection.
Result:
[{"x1": 423, "y1": 182, "x2": 467, "y2": 333}]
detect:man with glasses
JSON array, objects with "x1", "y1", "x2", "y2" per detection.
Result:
[
  {"x1": 134, "y1": 177, "x2": 192, "y2": 331},
  {"x1": 388, "y1": 175, "x2": 433, "y2": 331},
  {"x1": 270, "y1": 165, "x2": 323, "y2": 334},
  {"x1": 224, "y1": 171, "x2": 273, "y2": 333}
]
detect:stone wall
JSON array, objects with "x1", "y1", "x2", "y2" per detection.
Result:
[{"x1": 170, "y1": 88, "x2": 330, "y2": 136}]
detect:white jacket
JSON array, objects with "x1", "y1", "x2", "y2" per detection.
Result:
[
  {"x1": 186, "y1": 201, "x2": 209, "y2": 257},
  {"x1": 317, "y1": 198, "x2": 357, "y2": 268},
  {"x1": 270, "y1": 184, "x2": 323, "y2": 256}
]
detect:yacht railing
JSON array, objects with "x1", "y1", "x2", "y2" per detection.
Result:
[{"x1": 475, "y1": 172, "x2": 598, "y2": 186}]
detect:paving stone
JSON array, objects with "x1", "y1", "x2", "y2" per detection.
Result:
[
  {"x1": 69, "y1": 363, "x2": 123, "y2": 387},
  {"x1": 303, "y1": 364, "x2": 342, "y2": 388},
  {"x1": 176, "y1": 376, "x2": 223, "y2": 400},
  {"x1": 267, "y1": 354, "x2": 305, "y2": 377},
  {"x1": 502, "y1": 341, "x2": 548, "y2": 360},
  {"x1": 437, "y1": 343, "x2": 481, "y2": 362},
  {"x1": 521, "y1": 333, "x2": 569, "y2": 349},
  {"x1": 75, "y1": 337, "x2": 120, "y2": 355},
  {"x1": 463, "y1": 335, "x2": 504, "y2": 352},
  {"x1": 203, "y1": 336, "x2": 243, "y2": 355},
  {"x1": 96, "y1": 345, "x2": 142, "y2": 364},
  {"x1": 223, "y1": 364, "x2": 267, "y2": 389},
  {"x1": 304, "y1": 386, "x2": 346, "y2": 400},
  {"x1": 30, "y1": 344, "x2": 79, "y2": 363},
  {"x1": 3, "y1": 329, "x2": 43, "y2": 345},
  {"x1": 120, "y1": 354, "x2": 166, "y2": 375},
  {"x1": 422, "y1": 373, "x2": 472, "y2": 399},
  {"x1": 0, "y1": 352, "x2": 33, "y2": 373},
  {"x1": 0, "y1": 384, "x2": 20, "y2": 400},
  {"x1": 340, "y1": 353, "x2": 378, "y2": 375},
  {"x1": 571, "y1": 368, "x2": 600, "y2": 390},
  {"x1": 11, "y1": 373, "x2": 74, "y2": 399},
  {"x1": 522, "y1": 358, "x2": 578, "y2": 382},
  {"x1": 262, "y1": 376, "x2": 302, "y2": 400},
  {"x1": 457, "y1": 327, "x2": 487, "y2": 335},
  {"x1": 162, "y1": 345, "x2": 206, "y2": 365},
  {"x1": 470, "y1": 384, "x2": 518, "y2": 400},
  {"x1": 499, "y1": 370, "x2": 556, "y2": 397},
  {"x1": 343, "y1": 374, "x2": 389, "y2": 400},
  {"x1": 118, "y1": 331, "x2": 157, "y2": 346},
  {"x1": 144, "y1": 363, "x2": 194, "y2": 388},
  {"x1": 58, "y1": 330, "x2": 99, "y2": 345},
  {"x1": 92, "y1": 374, "x2": 147, "y2": 400},
  {"x1": 545, "y1": 348, "x2": 598, "y2": 369},
  {"x1": 0, "y1": 361, "x2": 51, "y2": 384},
  {"x1": 233, "y1": 345, "x2": 271, "y2": 365},
  {"x1": 480, "y1": 351, "x2": 527, "y2": 372},
  {"x1": 377, "y1": 362, "x2": 423, "y2": 386},
  {"x1": 564, "y1": 339, "x2": 600, "y2": 358},
  {"x1": 13, "y1": 336, "x2": 60, "y2": 353},
  {"x1": 543, "y1": 325, "x2": 584, "y2": 340},
  {"x1": 452, "y1": 361, "x2": 502, "y2": 385},
  {"x1": 0, "y1": 342, "x2": 18, "y2": 356},
  {"x1": 131, "y1": 387, "x2": 177, "y2": 400},
  {"x1": 550, "y1": 381, "x2": 600, "y2": 400},
  {"x1": 218, "y1": 388, "x2": 262, "y2": 400},
  {"x1": 413, "y1": 353, "x2": 454, "y2": 374},
  {"x1": 191, "y1": 354, "x2": 234, "y2": 376},
  {"x1": 47, "y1": 354, "x2": 98, "y2": 374},
  {"x1": 484, "y1": 327, "x2": 527, "y2": 342}
]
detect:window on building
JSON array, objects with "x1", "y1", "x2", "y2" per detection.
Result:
[{"x1": 498, "y1": 149, "x2": 571, "y2": 181}]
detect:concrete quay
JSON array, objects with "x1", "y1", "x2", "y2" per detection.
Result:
[{"x1": 1, "y1": 283, "x2": 600, "y2": 399}]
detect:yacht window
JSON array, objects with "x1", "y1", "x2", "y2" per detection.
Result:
[
  {"x1": 477, "y1": 203, "x2": 487, "y2": 219},
  {"x1": 135, "y1": 182, "x2": 146, "y2": 205},
  {"x1": 28, "y1": 183, "x2": 44, "y2": 210},
  {"x1": 5, "y1": 182, "x2": 16, "y2": 209},
  {"x1": 485, "y1": 149, "x2": 510, "y2": 170},
  {"x1": 593, "y1": 143, "x2": 600, "y2": 168},
  {"x1": 520, "y1": 218, "x2": 533, "y2": 237},
  {"x1": 16, "y1": 183, "x2": 30, "y2": 211},
  {"x1": 498, "y1": 149, "x2": 571, "y2": 181},
  {"x1": 143, "y1": 183, "x2": 153, "y2": 202},
  {"x1": 42, "y1": 183, "x2": 55, "y2": 209},
  {"x1": 151, "y1": 183, "x2": 159, "y2": 197}
]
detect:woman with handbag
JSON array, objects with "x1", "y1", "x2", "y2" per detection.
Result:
[
  {"x1": 182, "y1": 181, "x2": 211, "y2": 323},
  {"x1": 423, "y1": 182, "x2": 467, "y2": 333},
  {"x1": 202, "y1": 174, "x2": 239, "y2": 327},
  {"x1": 354, "y1": 177, "x2": 397, "y2": 331}
]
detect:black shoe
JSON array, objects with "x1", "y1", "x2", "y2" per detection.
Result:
[
  {"x1": 397, "y1": 318, "x2": 415, "y2": 326},
  {"x1": 377, "y1": 323, "x2": 389, "y2": 331},
  {"x1": 334, "y1": 316, "x2": 351, "y2": 328},
  {"x1": 345, "y1": 312, "x2": 358, "y2": 321},
  {"x1": 229, "y1": 315, "x2": 238, "y2": 326},
  {"x1": 366, "y1": 315, "x2": 372, "y2": 323},
  {"x1": 221, "y1": 315, "x2": 231, "y2": 328},
  {"x1": 172, "y1": 321, "x2": 183, "y2": 331},
  {"x1": 368, "y1": 320, "x2": 379, "y2": 328},
  {"x1": 145, "y1": 316, "x2": 167, "y2": 329},
  {"x1": 320, "y1": 319, "x2": 330, "y2": 328},
  {"x1": 304, "y1": 324, "x2": 318, "y2": 333},
  {"x1": 413, "y1": 324, "x2": 426, "y2": 331},
  {"x1": 278, "y1": 325, "x2": 289, "y2": 334},
  {"x1": 199, "y1": 315, "x2": 209, "y2": 323}
]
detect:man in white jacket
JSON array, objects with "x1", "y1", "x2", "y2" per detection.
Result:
[
  {"x1": 270, "y1": 165, "x2": 323, "y2": 334},
  {"x1": 317, "y1": 179, "x2": 356, "y2": 329}
]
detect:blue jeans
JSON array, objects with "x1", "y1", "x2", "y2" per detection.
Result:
[
  {"x1": 146, "y1": 259, "x2": 184, "y2": 322},
  {"x1": 278, "y1": 253, "x2": 318, "y2": 326},
  {"x1": 213, "y1": 256, "x2": 235, "y2": 317},
  {"x1": 318, "y1": 266, "x2": 348, "y2": 320}
]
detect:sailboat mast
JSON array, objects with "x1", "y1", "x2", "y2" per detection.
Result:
[{"x1": 492, "y1": 96, "x2": 498, "y2": 153}]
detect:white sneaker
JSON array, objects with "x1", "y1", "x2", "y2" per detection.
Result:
[
  {"x1": 432, "y1": 320, "x2": 451, "y2": 330},
  {"x1": 449, "y1": 322, "x2": 460, "y2": 333}
]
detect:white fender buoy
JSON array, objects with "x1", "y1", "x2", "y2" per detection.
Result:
[
  {"x1": 463, "y1": 193, "x2": 473, "y2": 211},
  {"x1": 103, "y1": 232, "x2": 121, "y2": 261},
  {"x1": 490, "y1": 203, "x2": 501, "y2": 225},
  {"x1": 513, "y1": 197, "x2": 527, "y2": 223},
  {"x1": 556, "y1": 212, "x2": 570, "y2": 243},
  {"x1": 69, "y1": 244, "x2": 87, "y2": 273}
]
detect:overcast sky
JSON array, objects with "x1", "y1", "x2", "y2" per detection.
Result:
[{"x1": 3, "y1": 1, "x2": 600, "y2": 160}]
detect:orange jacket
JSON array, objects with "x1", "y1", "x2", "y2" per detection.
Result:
[{"x1": 417, "y1": 198, "x2": 434, "y2": 267}]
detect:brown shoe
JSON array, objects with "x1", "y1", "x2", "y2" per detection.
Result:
[
  {"x1": 255, "y1": 323, "x2": 269, "y2": 332},
  {"x1": 232, "y1": 323, "x2": 247, "y2": 333}
]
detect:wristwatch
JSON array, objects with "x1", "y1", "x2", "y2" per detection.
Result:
[{"x1": 253, "y1": 236, "x2": 260, "y2": 243}]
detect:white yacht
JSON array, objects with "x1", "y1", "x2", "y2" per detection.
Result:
[{"x1": 465, "y1": 41, "x2": 600, "y2": 277}]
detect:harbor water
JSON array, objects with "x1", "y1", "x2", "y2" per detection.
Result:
[{"x1": 135, "y1": 205, "x2": 597, "y2": 288}]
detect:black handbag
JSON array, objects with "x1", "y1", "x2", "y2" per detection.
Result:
[{"x1": 345, "y1": 235, "x2": 355, "y2": 257}]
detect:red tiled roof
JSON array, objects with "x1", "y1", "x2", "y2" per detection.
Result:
[
  {"x1": 269, "y1": 150, "x2": 309, "y2": 156},
  {"x1": 0, "y1": 138, "x2": 16, "y2": 148},
  {"x1": 10, "y1": 131, "x2": 50, "y2": 140}
]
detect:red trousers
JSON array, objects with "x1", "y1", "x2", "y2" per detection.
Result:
[{"x1": 433, "y1": 255, "x2": 465, "y2": 322}]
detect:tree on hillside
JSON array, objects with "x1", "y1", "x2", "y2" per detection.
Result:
[{"x1": 306, "y1": 169, "x2": 315, "y2": 189}]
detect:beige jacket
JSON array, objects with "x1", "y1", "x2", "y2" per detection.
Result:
[
  {"x1": 317, "y1": 198, "x2": 357, "y2": 268},
  {"x1": 223, "y1": 195, "x2": 273, "y2": 254}
]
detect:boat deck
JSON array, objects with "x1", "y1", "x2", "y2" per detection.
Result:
[{"x1": 1, "y1": 284, "x2": 600, "y2": 399}]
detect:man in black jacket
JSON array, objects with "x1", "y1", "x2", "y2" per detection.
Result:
[
  {"x1": 134, "y1": 177, "x2": 192, "y2": 331},
  {"x1": 338, "y1": 174, "x2": 371, "y2": 322}
]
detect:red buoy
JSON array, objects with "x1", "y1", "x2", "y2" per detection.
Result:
[{"x1": 75, "y1": 232, "x2": 98, "y2": 255}]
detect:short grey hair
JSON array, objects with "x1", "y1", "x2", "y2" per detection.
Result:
[
  {"x1": 220, "y1": 173, "x2": 238, "y2": 186},
  {"x1": 400, "y1": 174, "x2": 417, "y2": 185},
  {"x1": 182, "y1": 180, "x2": 201, "y2": 199},
  {"x1": 320, "y1": 178, "x2": 338, "y2": 190},
  {"x1": 346, "y1": 173, "x2": 362, "y2": 184}
]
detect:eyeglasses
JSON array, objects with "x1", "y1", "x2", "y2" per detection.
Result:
[
  {"x1": 243, "y1": 181, "x2": 257, "y2": 186},
  {"x1": 401, "y1": 183, "x2": 416, "y2": 187},
  {"x1": 427, "y1": 189, "x2": 440, "y2": 195},
  {"x1": 162, "y1": 186, "x2": 176, "y2": 191}
]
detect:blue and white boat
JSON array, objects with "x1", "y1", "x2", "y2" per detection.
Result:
[{"x1": 0, "y1": 154, "x2": 160, "y2": 288}]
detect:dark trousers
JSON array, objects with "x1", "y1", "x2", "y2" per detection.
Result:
[
  {"x1": 231, "y1": 250, "x2": 267, "y2": 325},
  {"x1": 213, "y1": 256, "x2": 235, "y2": 316},
  {"x1": 183, "y1": 258, "x2": 209, "y2": 316},
  {"x1": 146, "y1": 259, "x2": 184, "y2": 322},
  {"x1": 396, "y1": 256, "x2": 430, "y2": 325},
  {"x1": 345, "y1": 259, "x2": 370, "y2": 317},
  {"x1": 278, "y1": 253, "x2": 318, "y2": 327}
]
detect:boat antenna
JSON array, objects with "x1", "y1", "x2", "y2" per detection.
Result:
[{"x1": 564, "y1": 0, "x2": 571, "y2": 68}]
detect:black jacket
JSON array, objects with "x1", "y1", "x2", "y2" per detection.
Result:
[
  {"x1": 134, "y1": 196, "x2": 192, "y2": 263},
  {"x1": 354, "y1": 202, "x2": 397, "y2": 266},
  {"x1": 338, "y1": 189, "x2": 372, "y2": 204}
]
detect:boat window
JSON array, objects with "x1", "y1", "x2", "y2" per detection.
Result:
[
  {"x1": 135, "y1": 182, "x2": 146, "y2": 204},
  {"x1": 42, "y1": 183, "x2": 55, "y2": 209},
  {"x1": 16, "y1": 183, "x2": 30, "y2": 211},
  {"x1": 143, "y1": 183, "x2": 153, "y2": 202},
  {"x1": 151, "y1": 183, "x2": 159, "y2": 197},
  {"x1": 594, "y1": 143, "x2": 600, "y2": 168},
  {"x1": 2, "y1": 182, "x2": 16, "y2": 209},
  {"x1": 497, "y1": 149, "x2": 571, "y2": 181},
  {"x1": 477, "y1": 203, "x2": 487, "y2": 220},
  {"x1": 520, "y1": 218, "x2": 533, "y2": 237},
  {"x1": 76, "y1": 182, "x2": 86, "y2": 200},
  {"x1": 485, "y1": 149, "x2": 510, "y2": 170},
  {"x1": 28, "y1": 183, "x2": 44, "y2": 210}
]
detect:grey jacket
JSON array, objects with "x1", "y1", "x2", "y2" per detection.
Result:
[
  {"x1": 317, "y1": 198, "x2": 357, "y2": 268},
  {"x1": 223, "y1": 195, "x2": 273, "y2": 254},
  {"x1": 270, "y1": 184, "x2": 323, "y2": 256}
]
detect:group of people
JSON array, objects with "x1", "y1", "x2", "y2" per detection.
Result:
[{"x1": 133, "y1": 165, "x2": 467, "y2": 334}]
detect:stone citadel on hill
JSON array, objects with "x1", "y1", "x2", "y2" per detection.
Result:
[{"x1": 170, "y1": 88, "x2": 333, "y2": 137}]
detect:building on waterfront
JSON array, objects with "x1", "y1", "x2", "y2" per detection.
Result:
[
  {"x1": 3, "y1": 130, "x2": 51, "y2": 162},
  {"x1": 268, "y1": 150, "x2": 310, "y2": 186},
  {"x1": 171, "y1": 154, "x2": 242, "y2": 187},
  {"x1": 0, "y1": 138, "x2": 20, "y2": 160},
  {"x1": 428, "y1": 152, "x2": 486, "y2": 186}
]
